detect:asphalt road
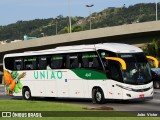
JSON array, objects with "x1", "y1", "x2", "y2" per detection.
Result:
[{"x1": 0, "y1": 85, "x2": 160, "y2": 111}]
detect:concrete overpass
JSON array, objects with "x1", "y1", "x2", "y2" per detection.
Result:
[{"x1": 1, "y1": 21, "x2": 160, "y2": 65}]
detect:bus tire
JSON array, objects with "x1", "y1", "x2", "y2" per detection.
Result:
[
  {"x1": 23, "y1": 88, "x2": 32, "y2": 100},
  {"x1": 92, "y1": 88, "x2": 105, "y2": 104}
]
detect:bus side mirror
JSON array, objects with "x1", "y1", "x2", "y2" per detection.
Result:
[
  {"x1": 146, "y1": 56, "x2": 159, "y2": 68},
  {"x1": 105, "y1": 57, "x2": 126, "y2": 70}
]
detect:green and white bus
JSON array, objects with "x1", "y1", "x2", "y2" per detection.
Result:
[{"x1": 3, "y1": 43, "x2": 158, "y2": 104}]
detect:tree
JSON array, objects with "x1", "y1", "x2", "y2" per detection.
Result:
[{"x1": 143, "y1": 40, "x2": 160, "y2": 59}]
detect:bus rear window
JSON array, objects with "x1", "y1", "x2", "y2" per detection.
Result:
[{"x1": 4, "y1": 57, "x2": 14, "y2": 70}]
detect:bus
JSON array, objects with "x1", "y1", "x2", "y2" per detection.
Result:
[{"x1": 3, "y1": 43, "x2": 159, "y2": 104}]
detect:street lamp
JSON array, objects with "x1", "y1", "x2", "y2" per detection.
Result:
[
  {"x1": 68, "y1": 0, "x2": 72, "y2": 33},
  {"x1": 86, "y1": 4, "x2": 94, "y2": 30},
  {"x1": 55, "y1": 18, "x2": 58, "y2": 35}
]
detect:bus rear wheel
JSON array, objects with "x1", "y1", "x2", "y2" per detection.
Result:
[
  {"x1": 23, "y1": 88, "x2": 32, "y2": 100},
  {"x1": 92, "y1": 88, "x2": 105, "y2": 104}
]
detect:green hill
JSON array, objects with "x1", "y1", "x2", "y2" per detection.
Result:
[{"x1": 0, "y1": 3, "x2": 159, "y2": 41}]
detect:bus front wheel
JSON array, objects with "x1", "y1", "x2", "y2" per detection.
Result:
[
  {"x1": 23, "y1": 88, "x2": 32, "y2": 100},
  {"x1": 92, "y1": 88, "x2": 105, "y2": 104}
]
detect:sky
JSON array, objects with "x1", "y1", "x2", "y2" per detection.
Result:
[{"x1": 0, "y1": 0, "x2": 156, "y2": 26}]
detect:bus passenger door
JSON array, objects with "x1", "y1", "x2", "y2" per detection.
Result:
[{"x1": 109, "y1": 61, "x2": 123, "y2": 99}]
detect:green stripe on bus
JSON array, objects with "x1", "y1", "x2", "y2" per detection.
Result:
[
  {"x1": 82, "y1": 55, "x2": 98, "y2": 59},
  {"x1": 71, "y1": 69, "x2": 108, "y2": 80}
]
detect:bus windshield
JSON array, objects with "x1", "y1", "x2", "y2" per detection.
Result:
[{"x1": 118, "y1": 53, "x2": 152, "y2": 85}]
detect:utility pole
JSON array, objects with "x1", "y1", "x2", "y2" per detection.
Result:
[
  {"x1": 68, "y1": 0, "x2": 72, "y2": 33},
  {"x1": 156, "y1": 0, "x2": 158, "y2": 21}
]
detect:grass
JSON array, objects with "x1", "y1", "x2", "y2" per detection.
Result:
[
  {"x1": 0, "y1": 99, "x2": 83, "y2": 111},
  {"x1": 0, "y1": 100, "x2": 159, "y2": 120}
]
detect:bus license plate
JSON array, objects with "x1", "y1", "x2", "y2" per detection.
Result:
[{"x1": 139, "y1": 94, "x2": 144, "y2": 98}]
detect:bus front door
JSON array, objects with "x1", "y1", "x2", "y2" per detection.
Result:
[{"x1": 109, "y1": 62, "x2": 123, "y2": 99}]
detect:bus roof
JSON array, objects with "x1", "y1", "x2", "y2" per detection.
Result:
[
  {"x1": 4, "y1": 43, "x2": 142, "y2": 57},
  {"x1": 95, "y1": 43, "x2": 142, "y2": 53}
]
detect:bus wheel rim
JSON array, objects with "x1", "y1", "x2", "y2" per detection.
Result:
[
  {"x1": 25, "y1": 91, "x2": 30, "y2": 99},
  {"x1": 96, "y1": 92, "x2": 102, "y2": 101}
]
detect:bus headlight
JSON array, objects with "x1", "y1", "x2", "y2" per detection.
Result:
[{"x1": 116, "y1": 84, "x2": 133, "y2": 91}]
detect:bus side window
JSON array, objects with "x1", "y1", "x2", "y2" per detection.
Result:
[
  {"x1": 110, "y1": 61, "x2": 122, "y2": 82},
  {"x1": 24, "y1": 57, "x2": 37, "y2": 70},
  {"x1": 98, "y1": 50, "x2": 116, "y2": 71},
  {"x1": 92, "y1": 57, "x2": 100, "y2": 68},
  {"x1": 38, "y1": 56, "x2": 47, "y2": 70},
  {"x1": 82, "y1": 54, "x2": 89, "y2": 68},
  {"x1": 82, "y1": 52, "x2": 103, "y2": 70},
  {"x1": 14, "y1": 58, "x2": 23, "y2": 70},
  {"x1": 66, "y1": 54, "x2": 78, "y2": 68},
  {"x1": 51, "y1": 55, "x2": 65, "y2": 69},
  {"x1": 78, "y1": 53, "x2": 82, "y2": 68}
]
